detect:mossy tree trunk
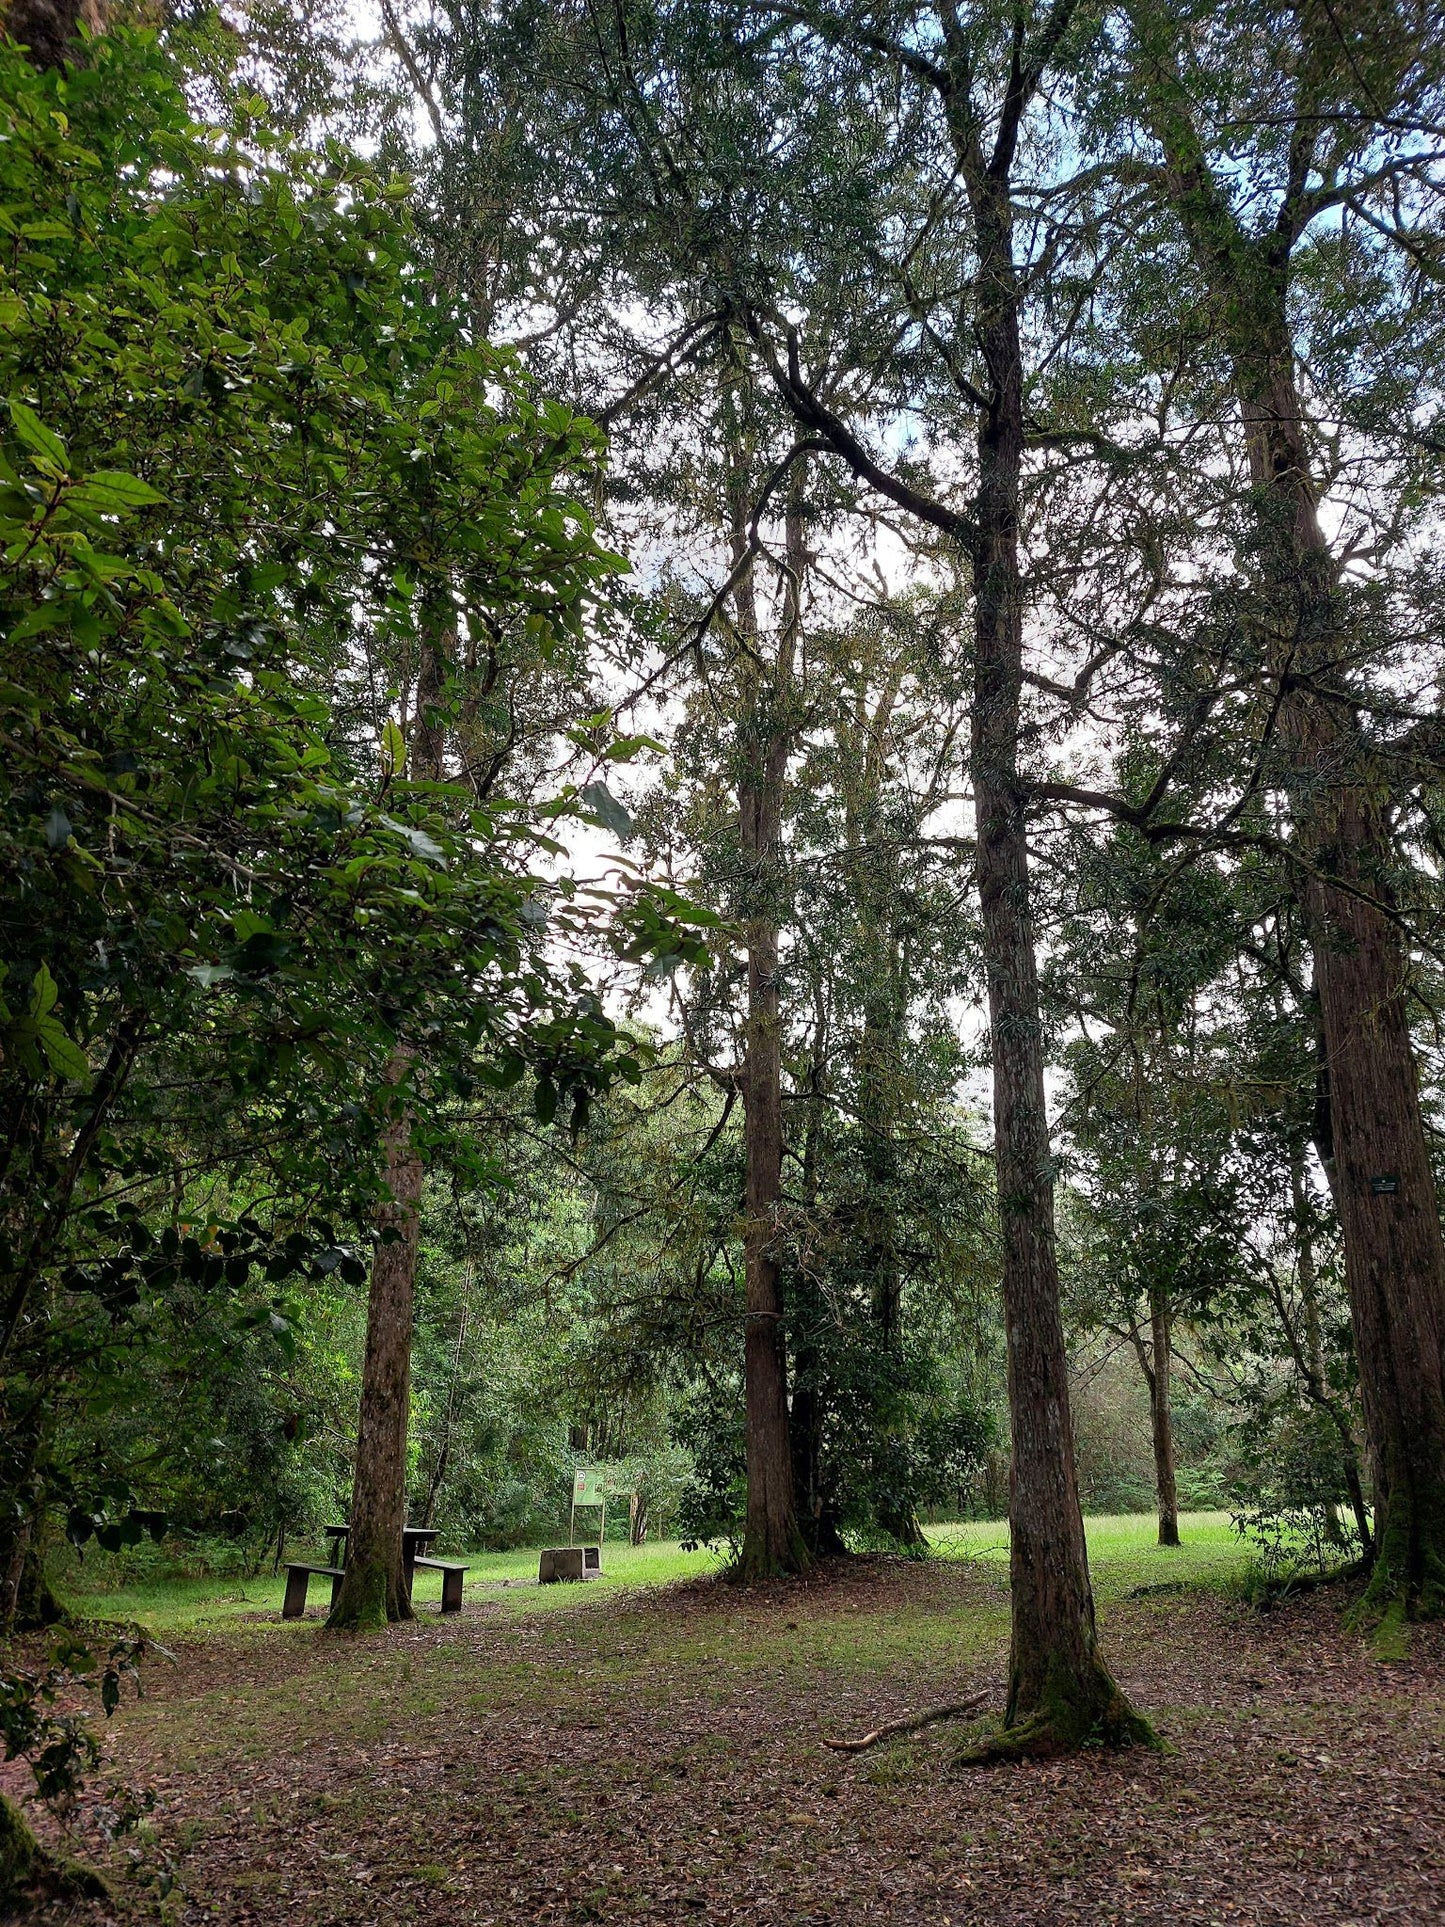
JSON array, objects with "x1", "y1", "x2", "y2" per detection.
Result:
[
  {"x1": 1135, "y1": 32, "x2": 1445, "y2": 1622},
  {"x1": 0, "y1": 1790, "x2": 105, "y2": 1913},
  {"x1": 0, "y1": 1791, "x2": 39, "y2": 1905}
]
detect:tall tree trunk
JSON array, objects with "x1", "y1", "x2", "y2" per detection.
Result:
[
  {"x1": 328, "y1": 1058, "x2": 422, "y2": 1629},
  {"x1": 748, "y1": 0, "x2": 1147, "y2": 1743},
  {"x1": 964, "y1": 159, "x2": 1152, "y2": 1753},
  {"x1": 733, "y1": 467, "x2": 811, "y2": 1583},
  {"x1": 1147, "y1": 1289, "x2": 1180, "y2": 1547},
  {"x1": 1137, "y1": 20, "x2": 1445, "y2": 1626},
  {"x1": 1239, "y1": 347, "x2": 1445, "y2": 1620},
  {"x1": 790, "y1": 1047, "x2": 846, "y2": 1557},
  {"x1": 329, "y1": 607, "x2": 449, "y2": 1629},
  {"x1": 859, "y1": 972, "x2": 926, "y2": 1552}
]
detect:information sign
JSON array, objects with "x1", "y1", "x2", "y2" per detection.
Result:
[{"x1": 573, "y1": 1468, "x2": 605, "y2": 1506}]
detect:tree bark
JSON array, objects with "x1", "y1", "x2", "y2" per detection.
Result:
[
  {"x1": 732, "y1": 466, "x2": 811, "y2": 1583},
  {"x1": 328, "y1": 1062, "x2": 422, "y2": 1629},
  {"x1": 1291, "y1": 1151, "x2": 1368, "y2": 1552},
  {"x1": 853, "y1": 805, "x2": 927, "y2": 1549},
  {"x1": 1147, "y1": 1290, "x2": 1180, "y2": 1547},
  {"x1": 329, "y1": 605, "x2": 449, "y2": 1629},
  {"x1": 961, "y1": 150, "x2": 1152, "y2": 1752},
  {"x1": 1135, "y1": 10, "x2": 1445, "y2": 1627},
  {"x1": 2, "y1": 0, "x2": 102, "y2": 70},
  {"x1": 746, "y1": 1, "x2": 1149, "y2": 1742},
  {"x1": 1243, "y1": 349, "x2": 1445, "y2": 1615}
]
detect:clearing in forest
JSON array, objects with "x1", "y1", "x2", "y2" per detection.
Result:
[{"x1": 27, "y1": 1516, "x2": 1445, "y2": 1926}]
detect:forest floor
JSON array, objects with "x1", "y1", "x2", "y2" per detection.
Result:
[{"x1": 18, "y1": 1514, "x2": 1445, "y2": 1926}]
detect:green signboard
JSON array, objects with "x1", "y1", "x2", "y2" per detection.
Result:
[{"x1": 573, "y1": 1468, "x2": 605, "y2": 1506}]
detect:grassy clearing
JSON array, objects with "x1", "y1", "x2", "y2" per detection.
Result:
[
  {"x1": 33, "y1": 1509, "x2": 1445, "y2": 1926},
  {"x1": 933, "y1": 1509, "x2": 1247, "y2": 1598},
  {"x1": 53, "y1": 1510, "x2": 1248, "y2": 1639}
]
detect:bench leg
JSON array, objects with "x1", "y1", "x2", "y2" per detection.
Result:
[
  {"x1": 441, "y1": 1568, "x2": 463, "y2": 1613},
  {"x1": 282, "y1": 1568, "x2": 310, "y2": 1619},
  {"x1": 330, "y1": 1570, "x2": 344, "y2": 1610}
]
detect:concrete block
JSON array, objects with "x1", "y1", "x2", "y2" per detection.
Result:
[{"x1": 539, "y1": 1546, "x2": 585, "y2": 1583}]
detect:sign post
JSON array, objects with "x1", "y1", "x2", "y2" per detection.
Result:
[{"x1": 570, "y1": 1466, "x2": 606, "y2": 1548}]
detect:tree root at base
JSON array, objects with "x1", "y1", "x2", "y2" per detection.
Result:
[
  {"x1": 1, "y1": 1792, "x2": 108, "y2": 1915},
  {"x1": 956, "y1": 1699, "x2": 1164, "y2": 1765},
  {"x1": 821, "y1": 1691, "x2": 990, "y2": 1753}
]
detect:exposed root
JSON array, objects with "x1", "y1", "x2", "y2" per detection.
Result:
[
  {"x1": 955, "y1": 1656, "x2": 1163, "y2": 1766},
  {"x1": 956, "y1": 1700, "x2": 1163, "y2": 1766},
  {"x1": 1248, "y1": 1558, "x2": 1366, "y2": 1612},
  {"x1": 822, "y1": 1691, "x2": 990, "y2": 1753}
]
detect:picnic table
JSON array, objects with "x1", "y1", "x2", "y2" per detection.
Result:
[
  {"x1": 281, "y1": 1523, "x2": 468, "y2": 1619},
  {"x1": 326, "y1": 1522, "x2": 438, "y2": 1583}
]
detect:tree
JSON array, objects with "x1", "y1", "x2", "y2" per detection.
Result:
[
  {"x1": 416, "y1": 0, "x2": 1156, "y2": 1742},
  {"x1": 719, "y1": 0, "x2": 1154, "y2": 1752},
  {"x1": 0, "y1": 16, "x2": 694, "y2": 1662},
  {"x1": 1107, "y1": 0, "x2": 1445, "y2": 1623}
]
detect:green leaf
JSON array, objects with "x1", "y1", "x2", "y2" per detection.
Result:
[
  {"x1": 378, "y1": 814, "x2": 446, "y2": 864},
  {"x1": 604, "y1": 734, "x2": 666, "y2": 763},
  {"x1": 35, "y1": 1015, "x2": 89, "y2": 1082},
  {"x1": 380, "y1": 718, "x2": 407, "y2": 774},
  {"x1": 9, "y1": 399, "x2": 67, "y2": 468},
  {"x1": 579, "y1": 781, "x2": 633, "y2": 840},
  {"x1": 69, "y1": 470, "x2": 166, "y2": 512},
  {"x1": 28, "y1": 962, "x2": 59, "y2": 1020}
]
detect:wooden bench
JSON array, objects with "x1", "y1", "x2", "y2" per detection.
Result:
[
  {"x1": 282, "y1": 1563, "x2": 344, "y2": 1619},
  {"x1": 412, "y1": 1556, "x2": 468, "y2": 1613}
]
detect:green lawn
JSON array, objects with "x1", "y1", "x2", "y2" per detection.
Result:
[{"x1": 54, "y1": 1509, "x2": 1249, "y2": 1637}]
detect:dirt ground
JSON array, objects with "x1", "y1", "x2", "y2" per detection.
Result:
[{"x1": 24, "y1": 1556, "x2": 1445, "y2": 1926}]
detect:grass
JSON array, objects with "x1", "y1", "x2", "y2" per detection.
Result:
[
  {"x1": 52, "y1": 1510, "x2": 1250, "y2": 1639},
  {"x1": 934, "y1": 1509, "x2": 1247, "y2": 1599}
]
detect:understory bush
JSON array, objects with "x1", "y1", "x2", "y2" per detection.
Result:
[{"x1": 1229, "y1": 1404, "x2": 1365, "y2": 1581}]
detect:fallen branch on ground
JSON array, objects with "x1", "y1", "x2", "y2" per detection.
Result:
[{"x1": 821, "y1": 1691, "x2": 990, "y2": 1753}]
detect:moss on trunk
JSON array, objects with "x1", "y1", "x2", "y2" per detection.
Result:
[
  {"x1": 326, "y1": 1556, "x2": 402, "y2": 1632},
  {"x1": 959, "y1": 1650, "x2": 1161, "y2": 1764},
  {"x1": 0, "y1": 1792, "x2": 108, "y2": 1913},
  {"x1": 729, "y1": 1519, "x2": 814, "y2": 1587},
  {"x1": 0, "y1": 1793, "x2": 39, "y2": 1901},
  {"x1": 876, "y1": 1498, "x2": 930, "y2": 1555},
  {"x1": 1349, "y1": 1464, "x2": 1445, "y2": 1630}
]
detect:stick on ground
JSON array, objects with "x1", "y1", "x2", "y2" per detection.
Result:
[{"x1": 822, "y1": 1691, "x2": 990, "y2": 1753}]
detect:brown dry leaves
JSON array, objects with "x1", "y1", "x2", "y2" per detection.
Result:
[{"x1": 30, "y1": 1558, "x2": 1445, "y2": 1927}]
